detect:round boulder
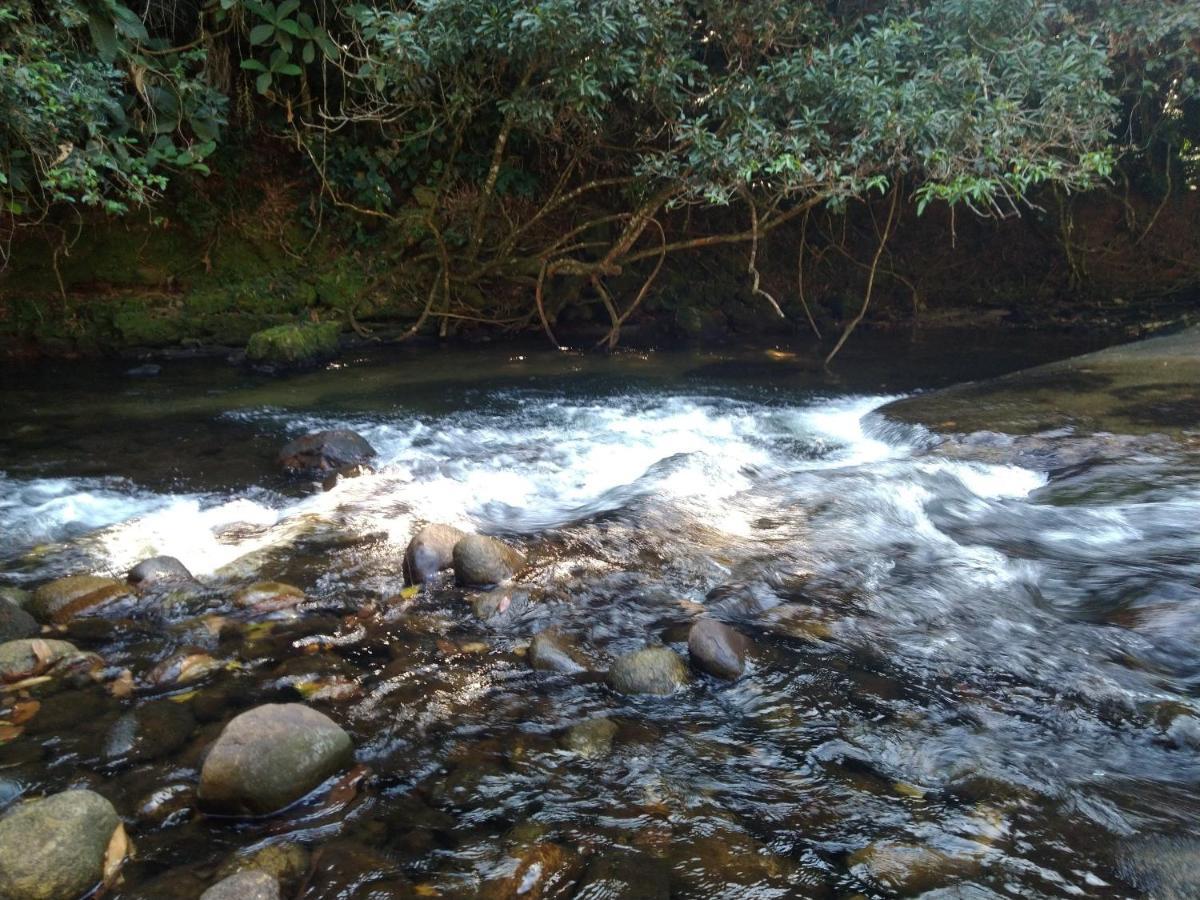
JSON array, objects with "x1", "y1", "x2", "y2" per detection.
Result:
[
  {"x1": 528, "y1": 630, "x2": 588, "y2": 674},
  {"x1": 0, "y1": 638, "x2": 83, "y2": 681},
  {"x1": 278, "y1": 429, "x2": 376, "y2": 477},
  {"x1": 0, "y1": 602, "x2": 38, "y2": 643},
  {"x1": 404, "y1": 524, "x2": 466, "y2": 585},
  {"x1": 0, "y1": 789, "x2": 123, "y2": 900},
  {"x1": 201, "y1": 870, "x2": 281, "y2": 900},
  {"x1": 127, "y1": 555, "x2": 197, "y2": 590},
  {"x1": 198, "y1": 703, "x2": 354, "y2": 816},
  {"x1": 687, "y1": 618, "x2": 752, "y2": 679},
  {"x1": 30, "y1": 575, "x2": 132, "y2": 624},
  {"x1": 608, "y1": 647, "x2": 689, "y2": 696},
  {"x1": 452, "y1": 534, "x2": 526, "y2": 586}
]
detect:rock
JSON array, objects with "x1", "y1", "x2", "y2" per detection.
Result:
[
  {"x1": 103, "y1": 699, "x2": 196, "y2": 764},
  {"x1": 144, "y1": 651, "x2": 224, "y2": 689},
  {"x1": 0, "y1": 602, "x2": 38, "y2": 643},
  {"x1": 0, "y1": 638, "x2": 84, "y2": 681},
  {"x1": 277, "y1": 429, "x2": 376, "y2": 476},
  {"x1": 198, "y1": 703, "x2": 353, "y2": 815},
  {"x1": 321, "y1": 464, "x2": 372, "y2": 491},
  {"x1": 201, "y1": 870, "x2": 280, "y2": 900},
  {"x1": 0, "y1": 587, "x2": 31, "y2": 610},
  {"x1": 215, "y1": 843, "x2": 310, "y2": 893},
  {"x1": 134, "y1": 784, "x2": 195, "y2": 828},
  {"x1": 528, "y1": 630, "x2": 588, "y2": 674},
  {"x1": 471, "y1": 588, "x2": 530, "y2": 623},
  {"x1": 127, "y1": 555, "x2": 196, "y2": 590},
  {"x1": 687, "y1": 618, "x2": 752, "y2": 679},
  {"x1": 232, "y1": 581, "x2": 306, "y2": 617},
  {"x1": 404, "y1": 524, "x2": 467, "y2": 585},
  {"x1": 30, "y1": 575, "x2": 132, "y2": 624},
  {"x1": 0, "y1": 789, "x2": 123, "y2": 900},
  {"x1": 303, "y1": 840, "x2": 410, "y2": 897},
  {"x1": 561, "y1": 718, "x2": 618, "y2": 758},
  {"x1": 848, "y1": 841, "x2": 973, "y2": 894},
  {"x1": 125, "y1": 363, "x2": 162, "y2": 377},
  {"x1": 608, "y1": 647, "x2": 689, "y2": 696},
  {"x1": 575, "y1": 849, "x2": 670, "y2": 900},
  {"x1": 245, "y1": 321, "x2": 340, "y2": 368},
  {"x1": 453, "y1": 534, "x2": 526, "y2": 586},
  {"x1": 480, "y1": 841, "x2": 585, "y2": 899}
]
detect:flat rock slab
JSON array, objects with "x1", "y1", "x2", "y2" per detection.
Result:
[{"x1": 880, "y1": 326, "x2": 1200, "y2": 436}]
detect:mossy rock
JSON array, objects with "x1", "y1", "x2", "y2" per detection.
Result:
[
  {"x1": 245, "y1": 321, "x2": 340, "y2": 366},
  {"x1": 112, "y1": 301, "x2": 186, "y2": 347}
]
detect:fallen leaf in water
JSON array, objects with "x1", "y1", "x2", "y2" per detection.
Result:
[
  {"x1": 6, "y1": 699, "x2": 40, "y2": 725},
  {"x1": 0, "y1": 722, "x2": 23, "y2": 743},
  {"x1": 29, "y1": 639, "x2": 53, "y2": 674},
  {"x1": 413, "y1": 884, "x2": 441, "y2": 897},
  {"x1": 109, "y1": 670, "x2": 134, "y2": 699},
  {"x1": 102, "y1": 822, "x2": 130, "y2": 887}
]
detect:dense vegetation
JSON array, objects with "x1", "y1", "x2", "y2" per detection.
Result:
[{"x1": 1, "y1": 0, "x2": 1198, "y2": 356}]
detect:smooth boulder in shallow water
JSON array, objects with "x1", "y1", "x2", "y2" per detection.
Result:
[
  {"x1": 608, "y1": 647, "x2": 689, "y2": 695},
  {"x1": 528, "y1": 630, "x2": 588, "y2": 674},
  {"x1": 404, "y1": 524, "x2": 466, "y2": 585},
  {"x1": 0, "y1": 789, "x2": 124, "y2": 900},
  {"x1": 277, "y1": 429, "x2": 376, "y2": 477},
  {"x1": 687, "y1": 618, "x2": 752, "y2": 679},
  {"x1": 0, "y1": 638, "x2": 86, "y2": 681},
  {"x1": 127, "y1": 555, "x2": 197, "y2": 590},
  {"x1": 453, "y1": 534, "x2": 526, "y2": 586},
  {"x1": 30, "y1": 575, "x2": 131, "y2": 624},
  {"x1": 200, "y1": 870, "x2": 281, "y2": 900},
  {"x1": 198, "y1": 702, "x2": 353, "y2": 815}
]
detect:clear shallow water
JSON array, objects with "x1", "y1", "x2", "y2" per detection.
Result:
[{"x1": 1, "y1": 339, "x2": 1198, "y2": 898}]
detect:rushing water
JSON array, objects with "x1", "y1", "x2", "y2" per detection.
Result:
[{"x1": 1, "y1": 336, "x2": 1198, "y2": 898}]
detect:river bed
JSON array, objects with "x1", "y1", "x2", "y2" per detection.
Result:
[{"x1": 1, "y1": 333, "x2": 1197, "y2": 899}]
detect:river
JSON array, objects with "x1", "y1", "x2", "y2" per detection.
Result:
[{"x1": 1, "y1": 333, "x2": 1197, "y2": 898}]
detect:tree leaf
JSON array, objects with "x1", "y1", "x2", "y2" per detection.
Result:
[
  {"x1": 249, "y1": 23, "x2": 275, "y2": 45},
  {"x1": 256, "y1": 71, "x2": 272, "y2": 94}
]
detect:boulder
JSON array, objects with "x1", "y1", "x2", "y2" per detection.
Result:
[
  {"x1": 127, "y1": 555, "x2": 197, "y2": 590},
  {"x1": 561, "y1": 718, "x2": 618, "y2": 758},
  {"x1": 245, "y1": 321, "x2": 340, "y2": 368},
  {"x1": 528, "y1": 630, "x2": 588, "y2": 674},
  {"x1": 0, "y1": 587, "x2": 31, "y2": 610},
  {"x1": 453, "y1": 534, "x2": 526, "y2": 586},
  {"x1": 201, "y1": 870, "x2": 280, "y2": 900},
  {"x1": 232, "y1": 582, "x2": 306, "y2": 617},
  {"x1": 30, "y1": 575, "x2": 132, "y2": 624},
  {"x1": 215, "y1": 843, "x2": 310, "y2": 894},
  {"x1": 404, "y1": 524, "x2": 466, "y2": 585},
  {"x1": 0, "y1": 602, "x2": 38, "y2": 643},
  {"x1": 0, "y1": 790, "x2": 123, "y2": 900},
  {"x1": 0, "y1": 638, "x2": 83, "y2": 681},
  {"x1": 608, "y1": 647, "x2": 689, "y2": 696},
  {"x1": 687, "y1": 618, "x2": 752, "y2": 679},
  {"x1": 103, "y1": 699, "x2": 196, "y2": 764},
  {"x1": 198, "y1": 703, "x2": 353, "y2": 815},
  {"x1": 277, "y1": 429, "x2": 376, "y2": 476}
]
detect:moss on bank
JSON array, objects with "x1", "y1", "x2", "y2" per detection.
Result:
[{"x1": 245, "y1": 321, "x2": 341, "y2": 366}]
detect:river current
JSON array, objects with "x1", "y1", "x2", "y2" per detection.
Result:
[{"x1": 0, "y1": 339, "x2": 1197, "y2": 898}]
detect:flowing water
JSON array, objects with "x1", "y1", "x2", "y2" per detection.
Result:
[{"x1": 1, "y1": 335, "x2": 1198, "y2": 898}]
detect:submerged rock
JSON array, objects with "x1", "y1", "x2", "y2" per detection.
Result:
[
  {"x1": 0, "y1": 587, "x2": 31, "y2": 610},
  {"x1": 215, "y1": 842, "x2": 310, "y2": 893},
  {"x1": 561, "y1": 717, "x2": 618, "y2": 758},
  {"x1": 575, "y1": 849, "x2": 670, "y2": 899},
  {"x1": 687, "y1": 618, "x2": 752, "y2": 679},
  {"x1": 608, "y1": 647, "x2": 689, "y2": 696},
  {"x1": 453, "y1": 534, "x2": 526, "y2": 586},
  {"x1": 246, "y1": 321, "x2": 340, "y2": 368},
  {"x1": 30, "y1": 575, "x2": 132, "y2": 624},
  {"x1": 480, "y1": 841, "x2": 585, "y2": 899},
  {"x1": 1117, "y1": 836, "x2": 1200, "y2": 900},
  {"x1": 0, "y1": 789, "x2": 123, "y2": 900},
  {"x1": 0, "y1": 638, "x2": 86, "y2": 681},
  {"x1": 144, "y1": 650, "x2": 224, "y2": 690},
  {"x1": 198, "y1": 703, "x2": 353, "y2": 815},
  {"x1": 404, "y1": 524, "x2": 467, "y2": 585},
  {"x1": 528, "y1": 630, "x2": 588, "y2": 674},
  {"x1": 277, "y1": 429, "x2": 376, "y2": 476},
  {"x1": 103, "y1": 699, "x2": 196, "y2": 764},
  {"x1": 848, "y1": 841, "x2": 976, "y2": 894},
  {"x1": 127, "y1": 555, "x2": 197, "y2": 590},
  {"x1": 201, "y1": 870, "x2": 280, "y2": 900},
  {"x1": 232, "y1": 581, "x2": 306, "y2": 617},
  {"x1": 0, "y1": 602, "x2": 38, "y2": 643}
]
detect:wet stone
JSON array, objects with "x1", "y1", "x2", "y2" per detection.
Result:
[
  {"x1": 30, "y1": 575, "x2": 132, "y2": 624},
  {"x1": 528, "y1": 629, "x2": 588, "y2": 674},
  {"x1": 608, "y1": 647, "x2": 689, "y2": 695},
  {"x1": 0, "y1": 602, "x2": 38, "y2": 643},
  {"x1": 0, "y1": 638, "x2": 84, "y2": 681},
  {"x1": 0, "y1": 789, "x2": 122, "y2": 900},
  {"x1": 215, "y1": 842, "x2": 310, "y2": 893},
  {"x1": 232, "y1": 581, "x2": 306, "y2": 617},
  {"x1": 0, "y1": 587, "x2": 32, "y2": 610},
  {"x1": 480, "y1": 841, "x2": 585, "y2": 899},
  {"x1": 278, "y1": 429, "x2": 376, "y2": 477},
  {"x1": 575, "y1": 849, "x2": 670, "y2": 900},
  {"x1": 198, "y1": 702, "x2": 354, "y2": 816},
  {"x1": 134, "y1": 783, "x2": 195, "y2": 828},
  {"x1": 127, "y1": 555, "x2": 197, "y2": 590},
  {"x1": 561, "y1": 717, "x2": 618, "y2": 758},
  {"x1": 103, "y1": 699, "x2": 196, "y2": 765},
  {"x1": 687, "y1": 618, "x2": 752, "y2": 679},
  {"x1": 404, "y1": 523, "x2": 466, "y2": 585},
  {"x1": 201, "y1": 870, "x2": 280, "y2": 900},
  {"x1": 848, "y1": 841, "x2": 974, "y2": 894},
  {"x1": 453, "y1": 534, "x2": 527, "y2": 586}
]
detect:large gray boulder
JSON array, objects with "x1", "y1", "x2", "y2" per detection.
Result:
[
  {"x1": 201, "y1": 871, "x2": 281, "y2": 900},
  {"x1": 0, "y1": 790, "x2": 123, "y2": 900},
  {"x1": 30, "y1": 575, "x2": 132, "y2": 624},
  {"x1": 608, "y1": 647, "x2": 689, "y2": 696},
  {"x1": 452, "y1": 534, "x2": 526, "y2": 586},
  {"x1": 198, "y1": 703, "x2": 353, "y2": 815},
  {"x1": 277, "y1": 429, "x2": 376, "y2": 477},
  {"x1": 687, "y1": 618, "x2": 752, "y2": 679},
  {"x1": 404, "y1": 524, "x2": 466, "y2": 585}
]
